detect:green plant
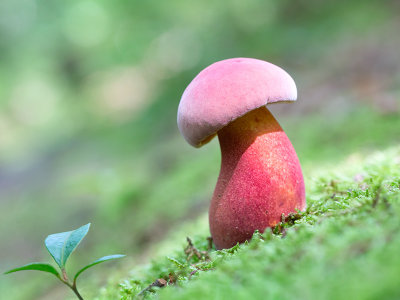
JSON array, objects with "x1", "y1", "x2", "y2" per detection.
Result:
[{"x1": 4, "y1": 223, "x2": 125, "y2": 300}]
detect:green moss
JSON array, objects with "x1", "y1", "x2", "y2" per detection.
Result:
[{"x1": 98, "y1": 146, "x2": 400, "y2": 300}]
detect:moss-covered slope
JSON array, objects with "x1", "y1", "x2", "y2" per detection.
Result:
[{"x1": 98, "y1": 146, "x2": 400, "y2": 300}]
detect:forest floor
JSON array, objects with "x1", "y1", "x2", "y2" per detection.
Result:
[{"x1": 96, "y1": 145, "x2": 400, "y2": 300}]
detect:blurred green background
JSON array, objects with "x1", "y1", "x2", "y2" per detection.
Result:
[{"x1": 0, "y1": 0, "x2": 399, "y2": 299}]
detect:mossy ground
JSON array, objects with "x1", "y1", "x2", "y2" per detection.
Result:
[{"x1": 96, "y1": 146, "x2": 400, "y2": 300}]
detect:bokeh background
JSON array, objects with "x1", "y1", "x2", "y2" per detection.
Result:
[{"x1": 1, "y1": 0, "x2": 399, "y2": 299}]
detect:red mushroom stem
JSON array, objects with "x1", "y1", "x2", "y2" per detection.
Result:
[{"x1": 209, "y1": 106, "x2": 305, "y2": 249}]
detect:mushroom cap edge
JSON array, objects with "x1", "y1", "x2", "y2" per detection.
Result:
[{"x1": 177, "y1": 57, "x2": 297, "y2": 147}]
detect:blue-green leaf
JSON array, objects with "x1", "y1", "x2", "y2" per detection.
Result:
[
  {"x1": 45, "y1": 223, "x2": 91, "y2": 269},
  {"x1": 4, "y1": 263, "x2": 60, "y2": 278},
  {"x1": 74, "y1": 254, "x2": 125, "y2": 281}
]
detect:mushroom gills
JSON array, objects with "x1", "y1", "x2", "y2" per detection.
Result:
[{"x1": 209, "y1": 106, "x2": 306, "y2": 249}]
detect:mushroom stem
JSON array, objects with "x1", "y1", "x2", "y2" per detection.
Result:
[{"x1": 210, "y1": 106, "x2": 305, "y2": 249}]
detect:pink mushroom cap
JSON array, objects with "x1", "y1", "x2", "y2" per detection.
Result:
[{"x1": 177, "y1": 57, "x2": 297, "y2": 147}]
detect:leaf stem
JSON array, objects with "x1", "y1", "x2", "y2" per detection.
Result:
[
  {"x1": 59, "y1": 270, "x2": 84, "y2": 300},
  {"x1": 71, "y1": 283, "x2": 84, "y2": 300},
  {"x1": 61, "y1": 268, "x2": 69, "y2": 282},
  {"x1": 61, "y1": 281, "x2": 84, "y2": 300}
]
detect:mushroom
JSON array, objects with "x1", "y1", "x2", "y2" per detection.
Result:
[{"x1": 177, "y1": 58, "x2": 306, "y2": 249}]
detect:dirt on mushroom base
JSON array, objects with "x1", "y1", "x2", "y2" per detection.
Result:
[{"x1": 98, "y1": 145, "x2": 400, "y2": 300}]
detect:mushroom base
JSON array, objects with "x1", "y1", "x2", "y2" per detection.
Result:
[{"x1": 210, "y1": 106, "x2": 306, "y2": 249}]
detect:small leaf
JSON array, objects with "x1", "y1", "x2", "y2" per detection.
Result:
[
  {"x1": 45, "y1": 223, "x2": 91, "y2": 268},
  {"x1": 167, "y1": 257, "x2": 187, "y2": 269},
  {"x1": 4, "y1": 263, "x2": 60, "y2": 278},
  {"x1": 74, "y1": 254, "x2": 125, "y2": 281}
]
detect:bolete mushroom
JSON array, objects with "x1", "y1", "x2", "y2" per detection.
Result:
[{"x1": 177, "y1": 58, "x2": 306, "y2": 249}]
